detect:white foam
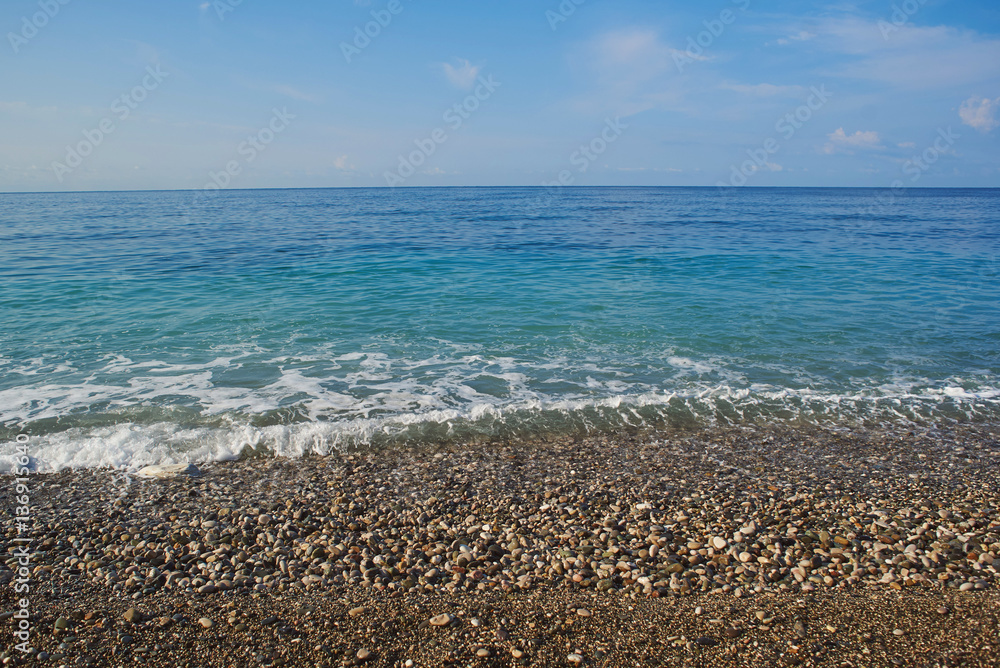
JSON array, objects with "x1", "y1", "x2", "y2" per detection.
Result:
[{"x1": 2, "y1": 349, "x2": 998, "y2": 473}]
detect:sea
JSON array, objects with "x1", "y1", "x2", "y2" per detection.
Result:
[{"x1": 1, "y1": 187, "x2": 998, "y2": 472}]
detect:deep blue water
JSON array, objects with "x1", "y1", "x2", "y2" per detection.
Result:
[{"x1": 1, "y1": 187, "x2": 998, "y2": 470}]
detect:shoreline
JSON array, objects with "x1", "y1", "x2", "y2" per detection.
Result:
[{"x1": 3, "y1": 423, "x2": 999, "y2": 666}]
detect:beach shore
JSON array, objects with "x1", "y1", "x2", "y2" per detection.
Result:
[{"x1": 3, "y1": 424, "x2": 999, "y2": 666}]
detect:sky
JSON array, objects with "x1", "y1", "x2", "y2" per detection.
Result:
[{"x1": 1, "y1": 0, "x2": 999, "y2": 192}]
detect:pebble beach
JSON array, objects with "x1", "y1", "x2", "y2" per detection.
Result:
[{"x1": 3, "y1": 424, "x2": 1000, "y2": 667}]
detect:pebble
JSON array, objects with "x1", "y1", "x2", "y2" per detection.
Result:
[
  {"x1": 568, "y1": 653, "x2": 584, "y2": 664},
  {"x1": 198, "y1": 618, "x2": 214, "y2": 629},
  {"x1": 3, "y1": 425, "x2": 997, "y2": 627},
  {"x1": 576, "y1": 609, "x2": 592, "y2": 617},
  {"x1": 430, "y1": 614, "x2": 455, "y2": 627},
  {"x1": 356, "y1": 649, "x2": 372, "y2": 662},
  {"x1": 476, "y1": 649, "x2": 491, "y2": 658}
]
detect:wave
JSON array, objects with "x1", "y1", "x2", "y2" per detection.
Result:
[{"x1": 2, "y1": 382, "x2": 998, "y2": 473}]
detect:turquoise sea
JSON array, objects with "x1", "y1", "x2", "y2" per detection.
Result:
[{"x1": 1, "y1": 187, "x2": 998, "y2": 471}]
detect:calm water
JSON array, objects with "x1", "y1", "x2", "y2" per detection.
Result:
[{"x1": 1, "y1": 187, "x2": 998, "y2": 471}]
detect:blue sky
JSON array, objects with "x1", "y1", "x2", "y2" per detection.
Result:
[{"x1": 1, "y1": 0, "x2": 999, "y2": 191}]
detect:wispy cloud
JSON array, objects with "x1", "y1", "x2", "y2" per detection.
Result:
[
  {"x1": 721, "y1": 82, "x2": 806, "y2": 97},
  {"x1": 574, "y1": 29, "x2": 695, "y2": 117},
  {"x1": 774, "y1": 30, "x2": 816, "y2": 46},
  {"x1": 824, "y1": 127, "x2": 884, "y2": 154},
  {"x1": 235, "y1": 78, "x2": 317, "y2": 102},
  {"x1": 441, "y1": 59, "x2": 481, "y2": 90},
  {"x1": 814, "y1": 17, "x2": 1000, "y2": 90},
  {"x1": 0, "y1": 101, "x2": 58, "y2": 115},
  {"x1": 271, "y1": 85, "x2": 316, "y2": 102},
  {"x1": 959, "y1": 96, "x2": 1000, "y2": 133}
]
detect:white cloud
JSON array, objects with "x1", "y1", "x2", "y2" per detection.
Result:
[
  {"x1": 234, "y1": 77, "x2": 317, "y2": 102},
  {"x1": 573, "y1": 29, "x2": 694, "y2": 117},
  {"x1": 614, "y1": 166, "x2": 683, "y2": 173},
  {"x1": 721, "y1": 82, "x2": 806, "y2": 97},
  {"x1": 815, "y1": 18, "x2": 1000, "y2": 90},
  {"x1": 897, "y1": 141, "x2": 916, "y2": 148},
  {"x1": 959, "y1": 96, "x2": 1000, "y2": 133},
  {"x1": 824, "y1": 127, "x2": 884, "y2": 154},
  {"x1": 596, "y1": 29, "x2": 672, "y2": 66},
  {"x1": 333, "y1": 155, "x2": 353, "y2": 171},
  {"x1": 441, "y1": 59, "x2": 481, "y2": 90},
  {"x1": 271, "y1": 85, "x2": 315, "y2": 102},
  {"x1": 0, "y1": 101, "x2": 59, "y2": 116},
  {"x1": 0, "y1": 101, "x2": 31, "y2": 113},
  {"x1": 775, "y1": 30, "x2": 817, "y2": 46}
]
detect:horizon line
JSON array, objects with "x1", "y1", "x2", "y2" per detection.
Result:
[{"x1": 3, "y1": 185, "x2": 999, "y2": 196}]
